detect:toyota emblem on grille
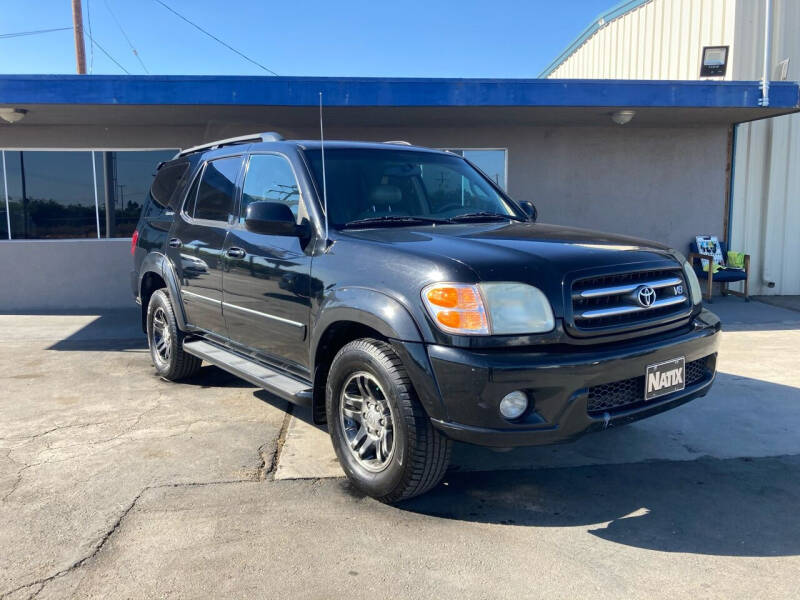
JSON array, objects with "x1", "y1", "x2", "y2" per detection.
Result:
[{"x1": 636, "y1": 285, "x2": 656, "y2": 307}]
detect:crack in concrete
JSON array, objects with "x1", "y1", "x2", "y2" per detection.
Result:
[
  {"x1": 1, "y1": 476, "x2": 271, "y2": 600},
  {"x1": 1, "y1": 485, "x2": 147, "y2": 600},
  {"x1": 1, "y1": 467, "x2": 28, "y2": 503},
  {"x1": 0, "y1": 421, "x2": 110, "y2": 446},
  {"x1": 1, "y1": 402, "x2": 165, "y2": 504},
  {"x1": 265, "y1": 404, "x2": 294, "y2": 480},
  {"x1": 1, "y1": 415, "x2": 294, "y2": 598}
]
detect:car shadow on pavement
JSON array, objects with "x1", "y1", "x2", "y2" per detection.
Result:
[
  {"x1": 41, "y1": 308, "x2": 146, "y2": 351},
  {"x1": 393, "y1": 454, "x2": 800, "y2": 557},
  {"x1": 173, "y1": 364, "x2": 260, "y2": 388}
]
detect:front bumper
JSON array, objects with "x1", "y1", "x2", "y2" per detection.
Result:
[{"x1": 425, "y1": 309, "x2": 721, "y2": 447}]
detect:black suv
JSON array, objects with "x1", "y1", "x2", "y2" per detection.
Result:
[{"x1": 132, "y1": 132, "x2": 720, "y2": 502}]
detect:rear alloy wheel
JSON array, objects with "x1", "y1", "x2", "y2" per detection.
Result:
[
  {"x1": 327, "y1": 339, "x2": 451, "y2": 503},
  {"x1": 146, "y1": 289, "x2": 202, "y2": 381},
  {"x1": 151, "y1": 306, "x2": 172, "y2": 364}
]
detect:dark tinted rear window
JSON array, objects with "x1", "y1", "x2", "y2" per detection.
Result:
[
  {"x1": 193, "y1": 157, "x2": 242, "y2": 221},
  {"x1": 150, "y1": 161, "x2": 189, "y2": 208}
]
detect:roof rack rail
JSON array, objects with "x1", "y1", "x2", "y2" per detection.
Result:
[
  {"x1": 383, "y1": 140, "x2": 413, "y2": 146},
  {"x1": 177, "y1": 132, "x2": 285, "y2": 157}
]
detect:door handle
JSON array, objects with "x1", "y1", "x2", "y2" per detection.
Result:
[
  {"x1": 226, "y1": 247, "x2": 246, "y2": 259},
  {"x1": 168, "y1": 238, "x2": 182, "y2": 248}
]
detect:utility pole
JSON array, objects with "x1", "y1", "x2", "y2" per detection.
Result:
[{"x1": 72, "y1": 0, "x2": 87, "y2": 74}]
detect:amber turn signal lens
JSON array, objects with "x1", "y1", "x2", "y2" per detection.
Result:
[
  {"x1": 426, "y1": 286, "x2": 481, "y2": 310},
  {"x1": 436, "y1": 310, "x2": 486, "y2": 331},
  {"x1": 422, "y1": 283, "x2": 490, "y2": 335},
  {"x1": 436, "y1": 311, "x2": 461, "y2": 328},
  {"x1": 426, "y1": 287, "x2": 458, "y2": 308}
]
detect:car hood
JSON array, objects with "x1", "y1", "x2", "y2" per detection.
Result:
[{"x1": 337, "y1": 221, "x2": 681, "y2": 314}]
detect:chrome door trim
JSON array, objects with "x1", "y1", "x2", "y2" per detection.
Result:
[
  {"x1": 222, "y1": 301, "x2": 305, "y2": 329},
  {"x1": 181, "y1": 289, "x2": 222, "y2": 306}
]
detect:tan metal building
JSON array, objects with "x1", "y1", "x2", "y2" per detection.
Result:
[{"x1": 541, "y1": 0, "x2": 800, "y2": 295}]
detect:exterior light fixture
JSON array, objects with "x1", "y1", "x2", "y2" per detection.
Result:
[
  {"x1": 0, "y1": 108, "x2": 28, "y2": 124},
  {"x1": 611, "y1": 110, "x2": 635, "y2": 125},
  {"x1": 700, "y1": 46, "x2": 729, "y2": 77}
]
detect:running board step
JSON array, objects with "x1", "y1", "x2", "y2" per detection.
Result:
[{"x1": 183, "y1": 339, "x2": 312, "y2": 407}]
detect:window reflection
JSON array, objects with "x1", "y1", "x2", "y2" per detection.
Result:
[
  {"x1": 241, "y1": 154, "x2": 301, "y2": 222},
  {"x1": 442, "y1": 149, "x2": 507, "y2": 190},
  {"x1": 0, "y1": 149, "x2": 175, "y2": 239},
  {"x1": 4, "y1": 151, "x2": 97, "y2": 239},
  {"x1": 94, "y1": 149, "x2": 176, "y2": 237}
]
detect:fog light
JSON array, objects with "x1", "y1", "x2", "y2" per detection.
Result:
[{"x1": 499, "y1": 391, "x2": 528, "y2": 420}]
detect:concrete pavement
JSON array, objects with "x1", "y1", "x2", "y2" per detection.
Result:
[{"x1": 1, "y1": 299, "x2": 799, "y2": 599}]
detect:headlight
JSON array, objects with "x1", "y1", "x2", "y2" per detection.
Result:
[
  {"x1": 422, "y1": 282, "x2": 554, "y2": 335},
  {"x1": 682, "y1": 260, "x2": 703, "y2": 305},
  {"x1": 668, "y1": 250, "x2": 702, "y2": 306}
]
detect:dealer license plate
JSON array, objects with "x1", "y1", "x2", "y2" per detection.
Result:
[{"x1": 645, "y1": 357, "x2": 685, "y2": 401}]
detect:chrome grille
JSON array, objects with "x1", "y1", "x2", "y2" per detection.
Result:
[
  {"x1": 587, "y1": 356, "x2": 711, "y2": 414},
  {"x1": 571, "y1": 268, "x2": 691, "y2": 333}
]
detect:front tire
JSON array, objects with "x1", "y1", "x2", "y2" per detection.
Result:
[
  {"x1": 326, "y1": 339, "x2": 451, "y2": 503},
  {"x1": 146, "y1": 289, "x2": 202, "y2": 381}
]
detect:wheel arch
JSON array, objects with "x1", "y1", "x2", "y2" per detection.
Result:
[
  {"x1": 138, "y1": 252, "x2": 189, "y2": 333},
  {"x1": 310, "y1": 288, "x2": 444, "y2": 424}
]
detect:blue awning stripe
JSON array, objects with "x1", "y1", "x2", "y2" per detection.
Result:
[{"x1": 0, "y1": 75, "x2": 797, "y2": 109}]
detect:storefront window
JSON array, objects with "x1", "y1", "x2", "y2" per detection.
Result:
[
  {"x1": 4, "y1": 151, "x2": 97, "y2": 239},
  {"x1": 93, "y1": 150, "x2": 176, "y2": 238},
  {"x1": 1, "y1": 149, "x2": 176, "y2": 239},
  {"x1": 442, "y1": 149, "x2": 507, "y2": 190},
  {"x1": 0, "y1": 153, "x2": 8, "y2": 240}
]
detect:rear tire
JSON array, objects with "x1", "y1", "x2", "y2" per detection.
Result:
[
  {"x1": 326, "y1": 338, "x2": 451, "y2": 503},
  {"x1": 146, "y1": 289, "x2": 202, "y2": 381}
]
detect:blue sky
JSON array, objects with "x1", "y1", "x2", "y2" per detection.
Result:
[{"x1": 0, "y1": 0, "x2": 612, "y2": 77}]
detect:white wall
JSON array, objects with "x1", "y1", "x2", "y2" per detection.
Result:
[
  {"x1": 728, "y1": 0, "x2": 800, "y2": 294},
  {"x1": 0, "y1": 239, "x2": 132, "y2": 310}
]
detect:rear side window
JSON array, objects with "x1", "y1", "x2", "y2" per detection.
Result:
[
  {"x1": 193, "y1": 156, "x2": 242, "y2": 222},
  {"x1": 183, "y1": 168, "x2": 202, "y2": 217},
  {"x1": 150, "y1": 161, "x2": 189, "y2": 208}
]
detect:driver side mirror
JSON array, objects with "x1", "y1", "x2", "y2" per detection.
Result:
[
  {"x1": 520, "y1": 201, "x2": 538, "y2": 222},
  {"x1": 244, "y1": 201, "x2": 307, "y2": 237}
]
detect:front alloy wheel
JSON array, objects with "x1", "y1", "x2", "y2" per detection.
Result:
[
  {"x1": 339, "y1": 372, "x2": 396, "y2": 472},
  {"x1": 326, "y1": 338, "x2": 451, "y2": 503}
]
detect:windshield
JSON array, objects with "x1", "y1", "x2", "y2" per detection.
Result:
[{"x1": 303, "y1": 148, "x2": 522, "y2": 227}]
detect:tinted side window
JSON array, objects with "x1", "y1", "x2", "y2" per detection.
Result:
[
  {"x1": 193, "y1": 157, "x2": 241, "y2": 222},
  {"x1": 241, "y1": 154, "x2": 301, "y2": 222},
  {"x1": 150, "y1": 161, "x2": 189, "y2": 208},
  {"x1": 183, "y1": 167, "x2": 202, "y2": 217}
]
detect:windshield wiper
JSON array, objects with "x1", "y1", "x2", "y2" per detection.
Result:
[
  {"x1": 340, "y1": 215, "x2": 449, "y2": 229},
  {"x1": 446, "y1": 211, "x2": 525, "y2": 223}
]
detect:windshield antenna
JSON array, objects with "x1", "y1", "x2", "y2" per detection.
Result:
[{"x1": 319, "y1": 92, "x2": 329, "y2": 246}]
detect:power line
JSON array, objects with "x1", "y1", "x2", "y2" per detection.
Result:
[
  {"x1": 0, "y1": 27, "x2": 73, "y2": 39},
  {"x1": 152, "y1": 0, "x2": 279, "y2": 76},
  {"x1": 84, "y1": 31, "x2": 131, "y2": 74},
  {"x1": 104, "y1": 0, "x2": 149, "y2": 74}
]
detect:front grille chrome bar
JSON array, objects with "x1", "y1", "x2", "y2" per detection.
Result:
[
  {"x1": 573, "y1": 276, "x2": 683, "y2": 300},
  {"x1": 577, "y1": 294, "x2": 688, "y2": 319}
]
